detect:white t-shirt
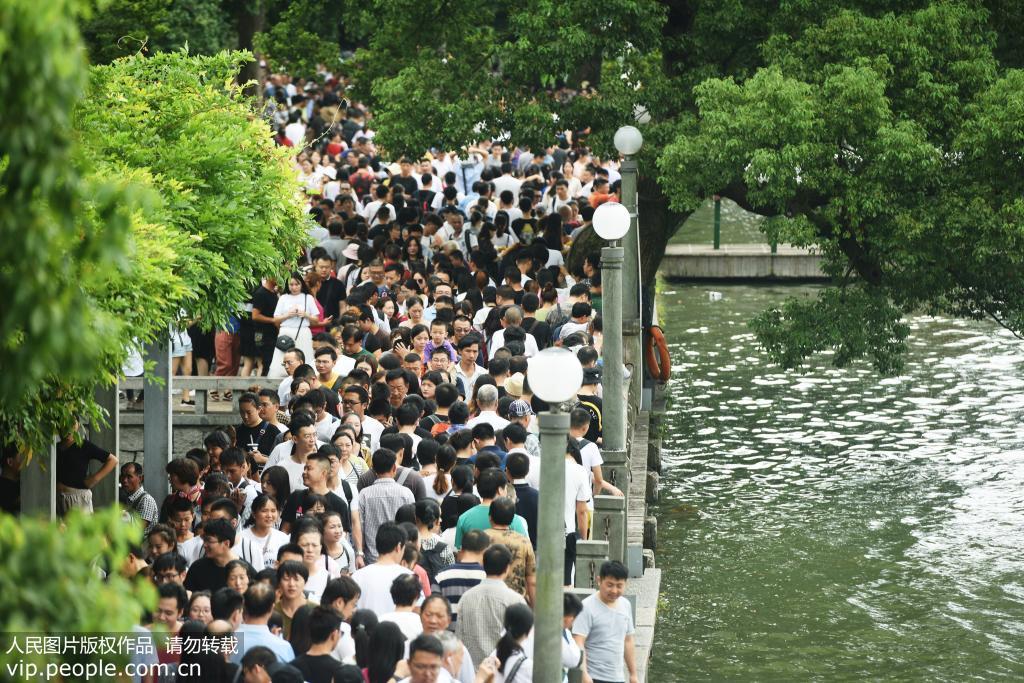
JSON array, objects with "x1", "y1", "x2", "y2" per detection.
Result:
[
  {"x1": 274, "y1": 293, "x2": 319, "y2": 332},
  {"x1": 564, "y1": 460, "x2": 590, "y2": 535},
  {"x1": 238, "y1": 527, "x2": 289, "y2": 569},
  {"x1": 305, "y1": 567, "x2": 330, "y2": 603},
  {"x1": 466, "y1": 411, "x2": 510, "y2": 431},
  {"x1": 380, "y1": 611, "x2": 423, "y2": 643},
  {"x1": 353, "y1": 563, "x2": 413, "y2": 614},
  {"x1": 421, "y1": 473, "x2": 452, "y2": 503},
  {"x1": 579, "y1": 440, "x2": 604, "y2": 510},
  {"x1": 546, "y1": 249, "x2": 565, "y2": 269},
  {"x1": 488, "y1": 328, "x2": 539, "y2": 358},
  {"x1": 315, "y1": 413, "x2": 341, "y2": 443},
  {"x1": 363, "y1": 200, "x2": 396, "y2": 223},
  {"x1": 362, "y1": 416, "x2": 385, "y2": 452}
]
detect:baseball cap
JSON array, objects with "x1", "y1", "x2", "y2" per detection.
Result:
[{"x1": 509, "y1": 399, "x2": 534, "y2": 417}]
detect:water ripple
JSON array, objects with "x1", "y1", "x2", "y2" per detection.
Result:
[{"x1": 651, "y1": 284, "x2": 1024, "y2": 682}]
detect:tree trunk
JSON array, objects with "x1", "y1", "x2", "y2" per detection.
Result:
[
  {"x1": 567, "y1": 174, "x2": 688, "y2": 324},
  {"x1": 232, "y1": 1, "x2": 265, "y2": 88}
]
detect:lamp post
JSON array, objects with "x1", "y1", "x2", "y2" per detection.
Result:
[
  {"x1": 592, "y1": 202, "x2": 630, "y2": 453},
  {"x1": 527, "y1": 348, "x2": 583, "y2": 683},
  {"x1": 614, "y1": 125, "x2": 643, "y2": 410}
]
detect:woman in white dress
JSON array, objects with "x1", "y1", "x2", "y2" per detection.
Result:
[{"x1": 268, "y1": 273, "x2": 321, "y2": 378}]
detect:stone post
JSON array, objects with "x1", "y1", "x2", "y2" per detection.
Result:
[
  {"x1": 573, "y1": 539, "x2": 610, "y2": 591},
  {"x1": 592, "y1": 494, "x2": 626, "y2": 564},
  {"x1": 143, "y1": 341, "x2": 172, "y2": 509}
]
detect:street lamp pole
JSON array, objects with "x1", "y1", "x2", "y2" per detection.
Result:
[
  {"x1": 527, "y1": 348, "x2": 583, "y2": 683},
  {"x1": 534, "y1": 406, "x2": 569, "y2": 682},
  {"x1": 615, "y1": 126, "x2": 643, "y2": 411},
  {"x1": 592, "y1": 202, "x2": 631, "y2": 453}
]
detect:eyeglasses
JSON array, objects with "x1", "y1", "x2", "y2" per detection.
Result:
[{"x1": 342, "y1": 399, "x2": 361, "y2": 406}]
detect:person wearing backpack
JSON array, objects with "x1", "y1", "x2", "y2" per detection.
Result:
[{"x1": 415, "y1": 499, "x2": 455, "y2": 590}]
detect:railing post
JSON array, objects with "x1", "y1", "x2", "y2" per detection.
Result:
[
  {"x1": 89, "y1": 385, "x2": 120, "y2": 509},
  {"x1": 144, "y1": 341, "x2": 172, "y2": 509},
  {"x1": 573, "y1": 539, "x2": 609, "y2": 590},
  {"x1": 193, "y1": 389, "x2": 207, "y2": 416},
  {"x1": 593, "y1": 495, "x2": 626, "y2": 564},
  {"x1": 601, "y1": 448, "x2": 630, "y2": 504},
  {"x1": 21, "y1": 440, "x2": 57, "y2": 519},
  {"x1": 713, "y1": 195, "x2": 721, "y2": 250}
]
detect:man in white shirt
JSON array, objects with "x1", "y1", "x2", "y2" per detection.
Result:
[
  {"x1": 488, "y1": 307, "x2": 539, "y2": 359},
  {"x1": 362, "y1": 185, "x2": 396, "y2": 223},
  {"x1": 455, "y1": 335, "x2": 486, "y2": 397},
  {"x1": 352, "y1": 523, "x2": 413, "y2": 613},
  {"x1": 564, "y1": 439, "x2": 591, "y2": 586},
  {"x1": 264, "y1": 413, "x2": 321, "y2": 493},
  {"x1": 491, "y1": 162, "x2": 522, "y2": 203},
  {"x1": 465, "y1": 385, "x2": 509, "y2": 431},
  {"x1": 342, "y1": 385, "x2": 384, "y2": 452},
  {"x1": 276, "y1": 349, "x2": 306, "y2": 404}
]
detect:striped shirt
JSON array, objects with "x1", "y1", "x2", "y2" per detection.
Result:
[
  {"x1": 435, "y1": 562, "x2": 486, "y2": 622},
  {"x1": 355, "y1": 477, "x2": 414, "y2": 562}
]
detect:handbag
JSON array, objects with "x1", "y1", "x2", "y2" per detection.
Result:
[{"x1": 275, "y1": 295, "x2": 308, "y2": 352}]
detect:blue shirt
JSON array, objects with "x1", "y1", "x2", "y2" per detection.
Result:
[{"x1": 231, "y1": 623, "x2": 295, "y2": 663}]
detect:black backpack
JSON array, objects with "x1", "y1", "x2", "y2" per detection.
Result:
[{"x1": 420, "y1": 540, "x2": 451, "y2": 586}]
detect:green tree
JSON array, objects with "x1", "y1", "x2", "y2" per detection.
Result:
[
  {"x1": 80, "y1": 0, "x2": 172, "y2": 64},
  {"x1": 2, "y1": 0, "x2": 309, "y2": 456},
  {"x1": 81, "y1": 0, "x2": 235, "y2": 64},
  {"x1": 309, "y1": 0, "x2": 1024, "y2": 372},
  {"x1": 0, "y1": 509, "x2": 155, "y2": 678},
  {"x1": 0, "y1": 0, "x2": 140, "y2": 445}
]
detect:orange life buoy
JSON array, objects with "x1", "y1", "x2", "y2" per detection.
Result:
[{"x1": 645, "y1": 325, "x2": 671, "y2": 383}]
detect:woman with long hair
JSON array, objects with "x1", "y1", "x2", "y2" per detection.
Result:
[
  {"x1": 403, "y1": 236, "x2": 426, "y2": 270},
  {"x1": 365, "y1": 621, "x2": 408, "y2": 683},
  {"x1": 494, "y1": 603, "x2": 534, "y2": 682},
  {"x1": 424, "y1": 444, "x2": 456, "y2": 503},
  {"x1": 268, "y1": 272, "x2": 321, "y2": 379},
  {"x1": 259, "y1": 466, "x2": 291, "y2": 516}
]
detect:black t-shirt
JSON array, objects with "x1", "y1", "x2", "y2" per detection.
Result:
[
  {"x1": 363, "y1": 328, "x2": 390, "y2": 354},
  {"x1": 236, "y1": 421, "x2": 282, "y2": 459},
  {"x1": 183, "y1": 557, "x2": 228, "y2": 593},
  {"x1": 316, "y1": 278, "x2": 345, "y2": 321},
  {"x1": 56, "y1": 439, "x2": 109, "y2": 489},
  {"x1": 281, "y1": 489, "x2": 350, "y2": 532},
  {"x1": 291, "y1": 655, "x2": 360, "y2": 683},
  {"x1": 392, "y1": 175, "x2": 418, "y2": 197},
  {"x1": 0, "y1": 477, "x2": 20, "y2": 515},
  {"x1": 576, "y1": 394, "x2": 603, "y2": 443},
  {"x1": 521, "y1": 317, "x2": 552, "y2": 349},
  {"x1": 251, "y1": 286, "x2": 279, "y2": 342}
]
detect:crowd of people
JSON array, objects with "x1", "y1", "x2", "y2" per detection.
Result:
[{"x1": 11, "y1": 67, "x2": 646, "y2": 683}]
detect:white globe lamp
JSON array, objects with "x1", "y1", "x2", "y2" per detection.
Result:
[
  {"x1": 592, "y1": 202, "x2": 631, "y2": 241},
  {"x1": 527, "y1": 348, "x2": 583, "y2": 404},
  {"x1": 613, "y1": 125, "x2": 644, "y2": 156}
]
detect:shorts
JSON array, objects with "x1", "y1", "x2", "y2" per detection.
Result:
[
  {"x1": 170, "y1": 330, "x2": 192, "y2": 358},
  {"x1": 188, "y1": 325, "x2": 215, "y2": 362},
  {"x1": 238, "y1": 318, "x2": 257, "y2": 357},
  {"x1": 58, "y1": 487, "x2": 93, "y2": 516}
]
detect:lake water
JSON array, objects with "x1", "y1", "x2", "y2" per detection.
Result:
[{"x1": 649, "y1": 284, "x2": 1024, "y2": 681}]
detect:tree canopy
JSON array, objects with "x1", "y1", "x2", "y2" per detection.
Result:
[
  {"x1": 295, "y1": 0, "x2": 1024, "y2": 373},
  {"x1": 2, "y1": 0, "x2": 309, "y2": 455}
]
